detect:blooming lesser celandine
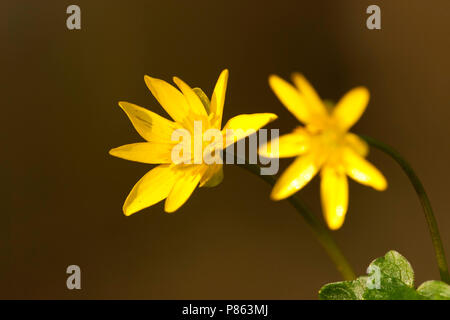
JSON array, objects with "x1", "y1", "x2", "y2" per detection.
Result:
[
  {"x1": 110, "y1": 70, "x2": 277, "y2": 215},
  {"x1": 259, "y1": 73, "x2": 387, "y2": 230}
]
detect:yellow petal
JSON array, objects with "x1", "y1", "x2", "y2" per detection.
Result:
[
  {"x1": 291, "y1": 73, "x2": 328, "y2": 118},
  {"x1": 332, "y1": 87, "x2": 370, "y2": 131},
  {"x1": 109, "y1": 142, "x2": 174, "y2": 164},
  {"x1": 173, "y1": 77, "x2": 208, "y2": 119},
  {"x1": 320, "y1": 166, "x2": 349, "y2": 230},
  {"x1": 271, "y1": 152, "x2": 321, "y2": 200},
  {"x1": 343, "y1": 148, "x2": 387, "y2": 190},
  {"x1": 258, "y1": 129, "x2": 309, "y2": 158},
  {"x1": 123, "y1": 164, "x2": 177, "y2": 216},
  {"x1": 222, "y1": 113, "x2": 278, "y2": 148},
  {"x1": 164, "y1": 165, "x2": 206, "y2": 213},
  {"x1": 199, "y1": 164, "x2": 224, "y2": 187},
  {"x1": 193, "y1": 87, "x2": 211, "y2": 114},
  {"x1": 209, "y1": 69, "x2": 229, "y2": 128},
  {"x1": 345, "y1": 133, "x2": 369, "y2": 157},
  {"x1": 269, "y1": 75, "x2": 312, "y2": 124},
  {"x1": 118, "y1": 102, "x2": 180, "y2": 142},
  {"x1": 144, "y1": 75, "x2": 190, "y2": 127}
]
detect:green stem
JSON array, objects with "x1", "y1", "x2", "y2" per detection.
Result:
[
  {"x1": 360, "y1": 134, "x2": 450, "y2": 284},
  {"x1": 236, "y1": 162, "x2": 356, "y2": 281}
]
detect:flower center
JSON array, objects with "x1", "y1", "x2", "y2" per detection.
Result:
[{"x1": 308, "y1": 121, "x2": 347, "y2": 165}]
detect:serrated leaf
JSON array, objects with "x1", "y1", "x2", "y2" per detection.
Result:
[{"x1": 417, "y1": 280, "x2": 450, "y2": 300}]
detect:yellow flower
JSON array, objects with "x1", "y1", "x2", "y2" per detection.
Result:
[
  {"x1": 259, "y1": 73, "x2": 387, "y2": 230},
  {"x1": 110, "y1": 70, "x2": 277, "y2": 215}
]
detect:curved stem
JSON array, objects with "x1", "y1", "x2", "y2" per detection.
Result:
[
  {"x1": 236, "y1": 162, "x2": 356, "y2": 281},
  {"x1": 360, "y1": 134, "x2": 450, "y2": 284}
]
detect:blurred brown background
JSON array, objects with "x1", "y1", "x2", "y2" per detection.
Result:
[{"x1": 2, "y1": 0, "x2": 450, "y2": 299}]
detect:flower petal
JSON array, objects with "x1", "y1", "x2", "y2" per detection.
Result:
[
  {"x1": 222, "y1": 113, "x2": 278, "y2": 148},
  {"x1": 118, "y1": 102, "x2": 180, "y2": 142},
  {"x1": 269, "y1": 75, "x2": 312, "y2": 124},
  {"x1": 173, "y1": 76, "x2": 208, "y2": 119},
  {"x1": 271, "y1": 152, "x2": 321, "y2": 200},
  {"x1": 332, "y1": 87, "x2": 370, "y2": 130},
  {"x1": 291, "y1": 73, "x2": 328, "y2": 118},
  {"x1": 320, "y1": 166, "x2": 349, "y2": 230},
  {"x1": 164, "y1": 165, "x2": 206, "y2": 213},
  {"x1": 258, "y1": 129, "x2": 309, "y2": 158},
  {"x1": 345, "y1": 133, "x2": 369, "y2": 157},
  {"x1": 343, "y1": 148, "x2": 387, "y2": 190},
  {"x1": 144, "y1": 75, "x2": 191, "y2": 128},
  {"x1": 199, "y1": 164, "x2": 223, "y2": 187},
  {"x1": 193, "y1": 88, "x2": 211, "y2": 114},
  {"x1": 209, "y1": 69, "x2": 229, "y2": 128},
  {"x1": 109, "y1": 142, "x2": 174, "y2": 164},
  {"x1": 123, "y1": 164, "x2": 178, "y2": 216}
]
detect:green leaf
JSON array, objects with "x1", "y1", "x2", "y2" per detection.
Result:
[
  {"x1": 319, "y1": 250, "x2": 450, "y2": 300},
  {"x1": 369, "y1": 250, "x2": 414, "y2": 287},
  {"x1": 319, "y1": 277, "x2": 366, "y2": 300},
  {"x1": 363, "y1": 278, "x2": 422, "y2": 300},
  {"x1": 363, "y1": 250, "x2": 420, "y2": 300},
  {"x1": 417, "y1": 280, "x2": 450, "y2": 300}
]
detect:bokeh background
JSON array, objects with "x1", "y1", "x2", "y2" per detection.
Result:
[{"x1": 2, "y1": 0, "x2": 450, "y2": 299}]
